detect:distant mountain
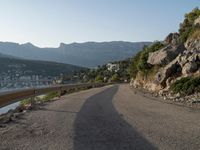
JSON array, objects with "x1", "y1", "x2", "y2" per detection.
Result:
[
  {"x1": 0, "y1": 56, "x2": 86, "y2": 77},
  {"x1": 0, "y1": 41, "x2": 151, "y2": 67},
  {"x1": 0, "y1": 52, "x2": 16, "y2": 58}
]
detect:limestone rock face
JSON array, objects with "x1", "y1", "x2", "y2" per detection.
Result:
[
  {"x1": 130, "y1": 77, "x2": 162, "y2": 91},
  {"x1": 164, "y1": 33, "x2": 180, "y2": 45},
  {"x1": 147, "y1": 44, "x2": 186, "y2": 66},
  {"x1": 131, "y1": 29, "x2": 200, "y2": 92},
  {"x1": 156, "y1": 50, "x2": 200, "y2": 87},
  {"x1": 185, "y1": 38, "x2": 200, "y2": 51},
  {"x1": 178, "y1": 54, "x2": 188, "y2": 67},
  {"x1": 148, "y1": 30, "x2": 200, "y2": 88},
  {"x1": 156, "y1": 56, "x2": 181, "y2": 87},
  {"x1": 180, "y1": 50, "x2": 200, "y2": 75}
]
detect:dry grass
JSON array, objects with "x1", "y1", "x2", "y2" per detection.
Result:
[{"x1": 189, "y1": 29, "x2": 200, "y2": 39}]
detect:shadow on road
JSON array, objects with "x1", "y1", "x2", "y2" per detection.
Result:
[{"x1": 73, "y1": 85, "x2": 157, "y2": 150}]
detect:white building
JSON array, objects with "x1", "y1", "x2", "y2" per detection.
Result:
[{"x1": 106, "y1": 63, "x2": 120, "y2": 72}]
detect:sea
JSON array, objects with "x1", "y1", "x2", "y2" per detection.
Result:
[{"x1": 0, "y1": 102, "x2": 20, "y2": 115}]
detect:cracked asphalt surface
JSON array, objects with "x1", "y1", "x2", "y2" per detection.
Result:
[{"x1": 0, "y1": 84, "x2": 200, "y2": 150}]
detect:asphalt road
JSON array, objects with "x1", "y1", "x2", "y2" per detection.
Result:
[{"x1": 0, "y1": 84, "x2": 200, "y2": 150}]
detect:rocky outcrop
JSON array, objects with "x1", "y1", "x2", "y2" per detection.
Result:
[
  {"x1": 155, "y1": 49, "x2": 200, "y2": 87},
  {"x1": 185, "y1": 38, "x2": 200, "y2": 50},
  {"x1": 180, "y1": 50, "x2": 200, "y2": 75},
  {"x1": 130, "y1": 10, "x2": 200, "y2": 107},
  {"x1": 156, "y1": 55, "x2": 181, "y2": 87},
  {"x1": 164, "y1": 33, "x2": 180, "y2": 45},
  {"x1": 147, "y1": 33, "x2": 185, "y2": 66},
  {"x1": 146, "y1": 28, "x2": 200, "y2": 89},
  {"x1": 130, "y1": 77, "x2": 162, "y2": 91},
  {"x1": 147, "y1": 44, "x2": 186, "y2": 66}
]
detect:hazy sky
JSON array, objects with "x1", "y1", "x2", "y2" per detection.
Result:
[{"x1": 0, "y1": 0, "x2": 199, "y2": 47}]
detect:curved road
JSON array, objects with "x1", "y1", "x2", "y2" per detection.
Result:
[{"x1": 0, "y1": 84, "x2": 200, "y2": 150}]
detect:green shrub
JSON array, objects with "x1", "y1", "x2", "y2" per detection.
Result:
[
  {"x1": 20, "y1": 96, "x2": 42, "y2": 106},
  {"x1": 129, "y1": 51, "x2": 143, "y2": 79},
  {"x1": 95, "y1": 75, "x2": 104, "y2": 83},
  {"x1": 43, "y1": 92, "x2": 59, "y2": 101},
  {"x1": 129, "y1": 42, "x2": 164, "y2": 78},
  {"x1": 179, "y1": 7, "x2": 200, "y2": 42},
  {"x1": 110, "y1": 74, "x2": 120, "y2": 82},
  {"x1": 20, "y1": 98, "x2": 32, "y2": 105},
  {"x1": 171, "y1": 77, "x2": 200, "y2": 95},
  {"x1": 138, "y1": 42, "x2": 164, "y2": 73}
]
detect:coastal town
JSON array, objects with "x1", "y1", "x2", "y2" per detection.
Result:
[{"x1": 0, "y1": 72, "x2": 62, "y2": 91}]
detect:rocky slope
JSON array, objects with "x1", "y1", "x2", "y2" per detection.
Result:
[{"x1": 130, "y1": 8, "x2": 200, "y2": 105}]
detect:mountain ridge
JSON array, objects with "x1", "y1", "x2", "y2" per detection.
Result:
[{"x1": 0, "y1": 41, "x2": 152, "y2": 67}]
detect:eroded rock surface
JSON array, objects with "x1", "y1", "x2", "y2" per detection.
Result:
[{"x1": 147, "y1": 44, "x2": 185, "y2": 66}]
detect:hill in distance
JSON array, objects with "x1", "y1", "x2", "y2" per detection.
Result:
[
  {"x1": 0, "y1": 56, "x2": 86, "y2": 77},
  {"x1": 0, "y1": 52, "x2": 17, "y2": 59},
  {"x1": 0, "y1": 41, "x2": 152, "y2": 68}
]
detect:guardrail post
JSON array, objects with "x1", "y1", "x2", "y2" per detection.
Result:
[
  {"x1": 30, "y1": 89, "x2": 36, "y2": 105},
  {"x1": 58, "y1": 86, "x2": 62, "y2": 98}
]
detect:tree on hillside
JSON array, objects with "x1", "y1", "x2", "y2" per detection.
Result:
[
  {"x1": 179, "y1": 7, "x2": 200, "y2": 42},
  {"x1": 110, "y1": 74, "x2": 119, "y2": 82}
]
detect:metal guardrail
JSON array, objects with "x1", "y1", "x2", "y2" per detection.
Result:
[{"x1": 0, "y1": 83, "x2": 106, "y2": 108}]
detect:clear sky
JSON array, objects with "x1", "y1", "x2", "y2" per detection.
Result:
[{"x1": 0, "y1": 0, "x2": 199, "y2": 47}]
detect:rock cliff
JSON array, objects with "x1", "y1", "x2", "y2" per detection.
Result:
[{"x1": 130, "y1": 8, "x2": 200, "y2": 104}]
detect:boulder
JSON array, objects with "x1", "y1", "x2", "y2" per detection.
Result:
[
  {"x1": 156, "y1": 49, "x2": 200, "y2": 87},
  {"x1": 188, "y1": 52, "x2": 200, "y2": 62},
  {"x1": 156, "y1": 56, "x2": 181, "y2": 87},
  {"x1": 178, "y1": 55, "x2": 188, "y2": 67},
  {"x1": 147, "y1": 44, "x2": 186, "y2": 66},
  {"x1": 185, "y1": 38, "x2": 200, "y2": 51},
  {"x1": 164, "y1": 33, "x2": 180, "y2": 45},
  {"x1": 182, "y1": 62, "x2": 198, "y2": 75}
]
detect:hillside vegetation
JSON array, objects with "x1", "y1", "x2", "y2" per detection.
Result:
[
  {"x1": 179, "y1": 7, "x2": 200, "y2": 42},
  {"x1": 63, "y1": 59, "x2": 132, "y2": 84},
  {"x1": 129, "y1": 42, "x2": 164, "y2": 78},
  {"x1": 0, "y1": 57, "x2": 86, "y2": 77},
  {"x1": 171, "y1": 77, "x2": 200, "y2": 95}
]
